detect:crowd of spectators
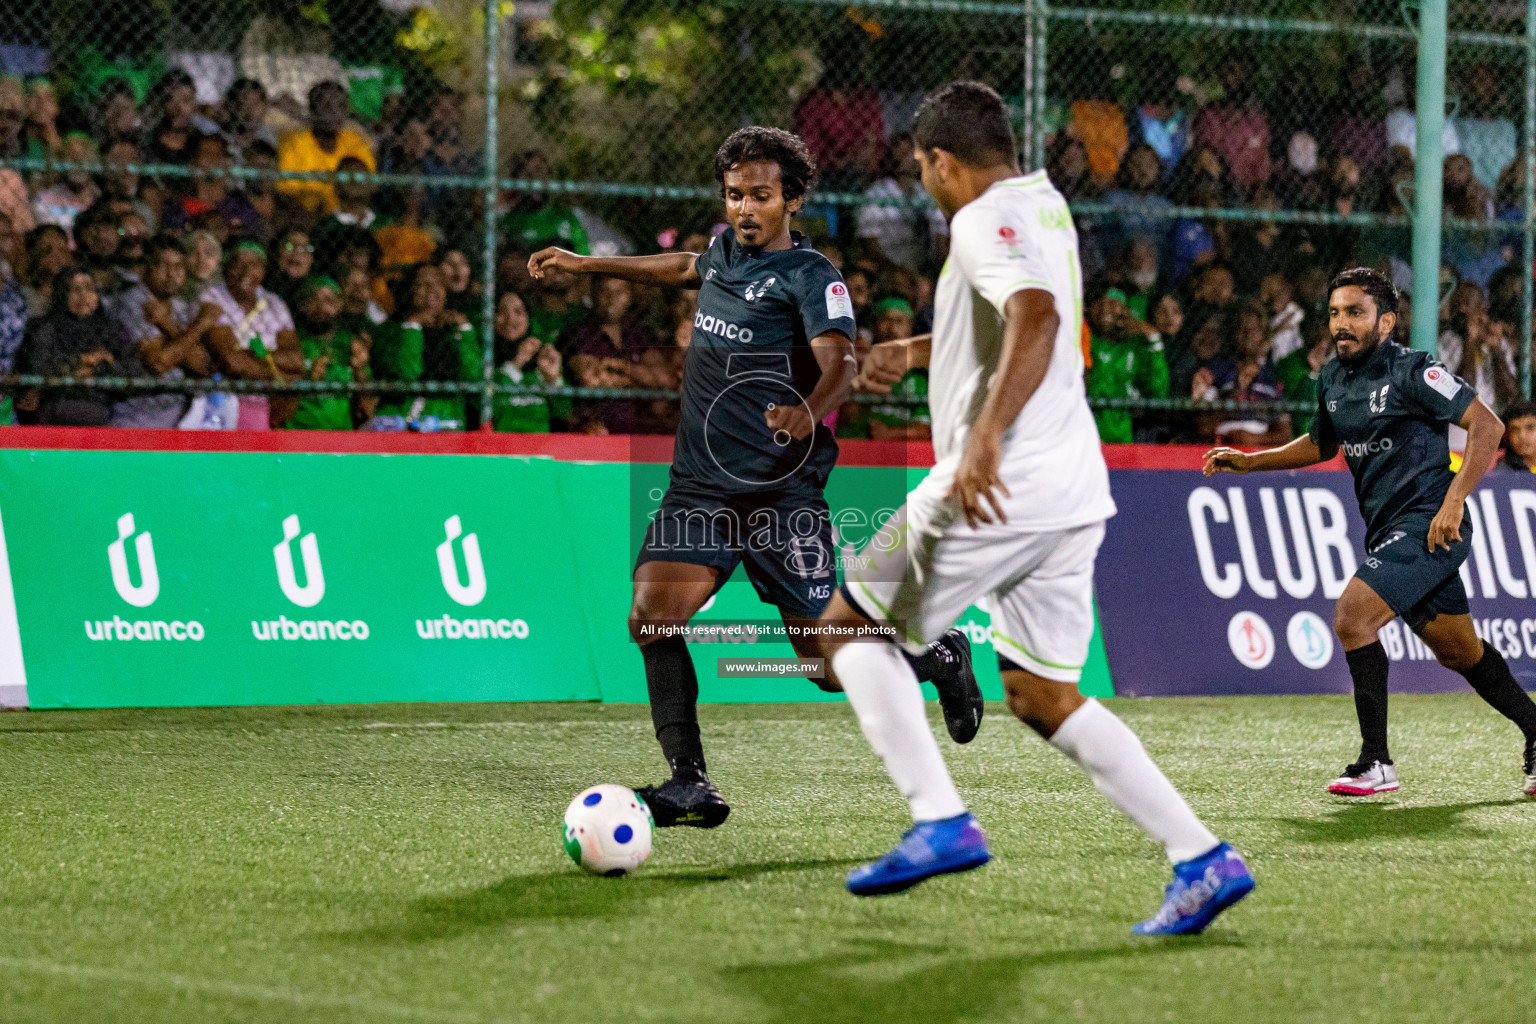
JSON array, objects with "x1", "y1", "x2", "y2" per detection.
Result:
[
  {"x1": 0, "y1": 68, "x2": 597, "y2": 432},
  {"x1": 0, "y1": 51, "x2": 1534, "y2": 442},
  {"x1": 1045, "y1": 53, "x2": 1533, "y2": 445}
]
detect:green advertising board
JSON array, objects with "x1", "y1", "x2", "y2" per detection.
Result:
[{"x1": 0, "y1": 448, "x2": 1111, "y2": 709}]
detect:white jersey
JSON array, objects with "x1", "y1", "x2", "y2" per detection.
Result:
[{"x1": 929, "y1": 170, "x2": 1116, "y2": 532}]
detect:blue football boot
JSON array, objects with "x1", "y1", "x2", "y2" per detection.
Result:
[
  {"x1": 1133, "y1": 842, "x2": 1255, "y2": 936},
  {"x1": 846, "y1": 813, "x2": 991, "y2": 896}
]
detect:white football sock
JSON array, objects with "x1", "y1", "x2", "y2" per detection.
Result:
[
  {"x1": 1049, "y1": 699, "x2": 1219, "y2": 864},
  {"x1": 833, "y1": 642, "x2": 967, "y2": 823}
]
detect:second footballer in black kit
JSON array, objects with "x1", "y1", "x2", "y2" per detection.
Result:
[
  {"x1": 1206, "y1": 267, "x2": 1536, "y2": 798},
  {"x1": 530, "y1": 127, "x2": 983, "y2": 828}
]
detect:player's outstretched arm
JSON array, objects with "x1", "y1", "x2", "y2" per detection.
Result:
[
  {"x1": 855, "y1": 334, "x2": 931, "y2": 394},
  {"x1": 527, "y1": 247, "x2": 702, "y2": 289},
  {"x1": 1429, "y1": 397, "x2": 1505, "y2": 551},
  {"x1": 1203, "y1": 434, "x2": 1326, "y2": 476}
]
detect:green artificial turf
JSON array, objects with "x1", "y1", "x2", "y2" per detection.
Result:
[{"x1": 1, "y1": 695, "x2": 1533, "y2": 1024}]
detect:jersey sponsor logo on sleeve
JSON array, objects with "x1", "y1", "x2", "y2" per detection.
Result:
[
  {"x1": 1424, "y1": 364, "x2": 1461, "y2": 400},
  {"x1": 996, "y1": 224, "x2": 1021, "y2": 255},
  {"x1": 825, "y1": 281, "x2": 853, "y2": 320}
]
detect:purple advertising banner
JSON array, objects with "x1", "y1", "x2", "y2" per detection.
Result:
[{"x1": 1096, "y1": 466, "x2": 1536, "y2": 696}]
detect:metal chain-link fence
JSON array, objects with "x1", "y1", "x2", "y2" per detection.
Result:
[{"x1": 0, "y1": 0, "x2": 1531, "y2": 443}]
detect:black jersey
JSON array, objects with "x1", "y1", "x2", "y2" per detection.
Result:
[
  {"x1": 1309, "y1": 342, "x2": 1476, "y2": 546},
  {"x1": 671, "y1": 230, "x2": 855, "y2": 496}
]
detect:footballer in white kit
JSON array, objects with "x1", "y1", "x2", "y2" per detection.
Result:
[
  {"x1": 813, "y1": 82, "x2": 1254, "y2": 935},
  {"x1": 845, "y1": 164, "x2": 1114, "y2": 680}
]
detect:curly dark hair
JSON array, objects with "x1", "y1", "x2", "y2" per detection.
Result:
[
  {"x1": 1329, "y1": 266, "x2": 1399, "y2": 317},
  {"x1": 713, "y1": 127, "x2": 818, "y2": 204}
]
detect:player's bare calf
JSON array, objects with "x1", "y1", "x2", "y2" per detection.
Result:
[{"x1": 999, "y1": 666, "x2": 1088, "y2": 738}]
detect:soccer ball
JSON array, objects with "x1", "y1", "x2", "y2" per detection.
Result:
[{"x1": 562, "y1": 784, "x2": 654, "y2": 876}]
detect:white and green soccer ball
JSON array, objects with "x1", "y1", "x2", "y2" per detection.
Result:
[{"x1": 562, "y1": 784, "x2": 654, "y2": 876}]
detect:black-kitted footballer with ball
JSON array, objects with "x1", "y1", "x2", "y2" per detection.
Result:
[{"x1": 530, "y1": 128, "x2": 983, "y2": 827}]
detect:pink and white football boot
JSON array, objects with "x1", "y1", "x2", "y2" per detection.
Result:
[{"x1": 1327, "y1": 758, "x2": 1399, "y2": 796}]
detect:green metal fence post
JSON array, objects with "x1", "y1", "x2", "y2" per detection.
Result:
[
  {"x1": 1034, "y1": 1, "x2": 1047, "y2": 172},
  {"x1": 1523, "y1": 0, "x2": 1535, "y2": 398},
  {"x1": 480, "y1": 0, "x2": 501, "y2": 429},
  {"x1": 1021, "y1": 0, "x2": 1035, "y2": 169},
  {"x1": 1410, "y1": 0, "x2": 1447, "y2": 355}
]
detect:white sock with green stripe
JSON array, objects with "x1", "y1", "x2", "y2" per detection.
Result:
[
  {"x1": 833, "y1": 641, "x2": 966, "y2": 823},
  {"x1": 1049, "y1": 700, "x2": 1219, "y2": 864}
]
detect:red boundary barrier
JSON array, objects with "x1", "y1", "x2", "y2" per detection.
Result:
[{"x1": 0, "y1": 426, "x2": 1348, "y2": 471}]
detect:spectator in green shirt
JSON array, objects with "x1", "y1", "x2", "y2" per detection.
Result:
[
  {"x1": 1274, "y1": 316, "x2": 1334, "y2": 436},
  {"x1": 286, "y1": 276, "x2": 371, "y2": 430},
  {"x1": 533, "y1": 266, "x2": 593, "y2": 359},
  {"x1": 491, "y1": 290, "x2": 567, "y2": 433},
  {"x1": 371, "y1": 263, "x2": 481, "y2": 428},
  {"x1": 1085, "y1": 287, "x2": 1169, "y2": 443},
  {"x1": 438, "y1": 248, "x2": 481, "y2": 329},
  {"x1": 337, "y1": 264, "x2": 387, "y2": 338},
  {"x1": 865, "y1": 297, "x2": 931, "y2": 441},
  {"x1": 869, "y1": 366, "x2": 930, "y2": 440},
  {"x1": 510, "y1": 224, "x2": 593, "y2": 359},
  {"x1": 498, "y1": 150, "x2": 591, "y2": 257}
]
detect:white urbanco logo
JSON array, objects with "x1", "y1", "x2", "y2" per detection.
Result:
[
  {"x1": 108, "y1": 513, "x2": 159, "y2": 607},
  {"x1": 274, "y1": 514, "x2": 325, "y2": 607},
  {"x1": 437, "y1": 515, "x2": 487, "y2": 606}
]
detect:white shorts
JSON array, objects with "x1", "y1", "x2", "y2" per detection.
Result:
[{"x1": 843, "y1": 468, "x2": 1106, "y2": 683}]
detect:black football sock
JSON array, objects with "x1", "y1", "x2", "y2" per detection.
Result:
[
  {"x1": 640, "y1": 637, "x2": 704, "y2": 775},
  {"x1": 1346, "y1": 641, "x2": 1392, "y2": 763},
  {"x1": 903, "y1": 634, "x2": 953, "y2": 682},
  {"x1": 1461, "y1": 643, "x2": 1536, "y2": 742}
]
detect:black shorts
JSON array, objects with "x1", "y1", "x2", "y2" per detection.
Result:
[
  {"x1": 635, "y1": 486, "x2": 837, "y2": 619},
  {"x1": 1355, "y1": 523, "x2": 1472, "y2": 633}
]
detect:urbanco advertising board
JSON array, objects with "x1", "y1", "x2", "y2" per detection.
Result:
[{"x1": 0, "y1": 438, "x2": 1112, "y2": 709}]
